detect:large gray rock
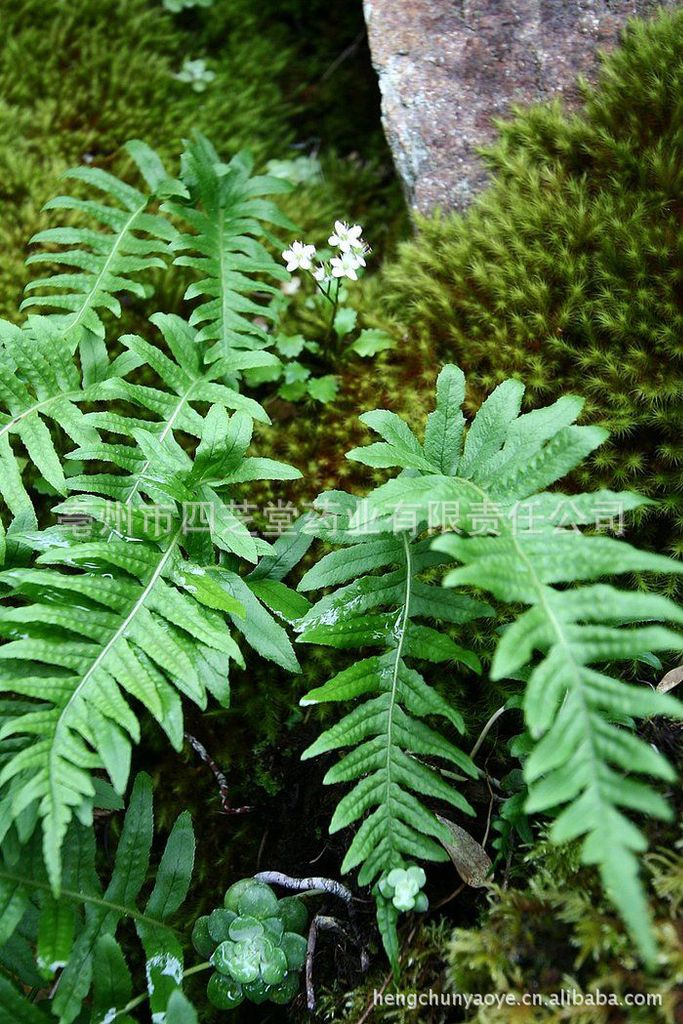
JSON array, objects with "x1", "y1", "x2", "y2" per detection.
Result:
[{"x1": 363, "y1": 0, "x2": 678, "y2": 213}]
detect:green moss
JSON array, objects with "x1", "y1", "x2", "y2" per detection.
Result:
[
  {"x1": 381, "y1": 9, "x2": 683, "y2": 570},
  {"x1": 0, "y1": 0, "x2": 405, "y2": 320},
  {"x1": 446, "y1": 836, "x2": 683, "y2": 1023}
]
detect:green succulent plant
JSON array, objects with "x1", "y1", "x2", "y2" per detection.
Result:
[
  {"x1": 193, "y1": 879, "x2": 308, "y2": 1009},
  {"x1": 377, "y1": 865, "x2": 429, "y2": 913}
]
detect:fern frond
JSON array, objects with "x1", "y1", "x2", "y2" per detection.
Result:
[
  {"x1": 22, "y1": 141, "x2": 177, "y2": 366},
  {"x1": 297, "y1": 378, "x2": 495, "y2": 965},
  {"x1": 165, "y1": 133, "x2": 295, "y2": 362},
  {"x1": 0, "y1": 774, "x2": 196, "y2": 1024},
  {"x1": 350, "y1": 365, "x2": 683, "y2": 964},
  {"x1": 66, "y1": 313, "x2": 303, "y2": 669},
  {"x1": 0, "y1": 508, "x2": 240, "y2": 891},
  {"x1": 0, "y1": 316, "x2": 99, "y2": 525}
]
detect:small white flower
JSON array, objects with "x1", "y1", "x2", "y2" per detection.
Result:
[
  {"x1": 282, "y1": 241, "x2": 316, "y2": 272},
  {"x1": 328, "y1": 220, "x2": 364, "y2": 253},
  {"x1": 312, "y1": 264, "x2": 328, "y2": 282},
  {"x1": 281, "y1": 277, "x2": 301, "y2": 296},
  {"x1": 330, "y1": 250, "x2": 365, "y2": 281}
]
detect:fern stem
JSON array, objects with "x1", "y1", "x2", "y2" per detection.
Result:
[
  {"x1": 382, "y1": 531, "x2": 413, "y2": 867},
  {"x1": 0, "y1": 867, "x2": 181, "y2": 933}
]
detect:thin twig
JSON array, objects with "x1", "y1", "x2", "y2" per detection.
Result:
[
  {"x1": 253, "y1": 870, "x2": 353, "y2": 904},
  {"x1": 320, "y1": 29, "x2": 365, "y2": 82},
  {"x1": 469, "y1": 705, "x2": 508, "y2": 760},
  {"x1": 184, "y1": 732, "x2": 251, "y2": 815},
  {"x1": 306, "y1": 915, "x2": 347, "y2": 1010}
]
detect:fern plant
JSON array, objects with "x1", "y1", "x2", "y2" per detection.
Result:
[
  {"x1": 316, "y1": 365, "x2": 683, "y2": 965},
  {"x1": 0, "y1": 772, "x2": 202, "y2": 1024},
  {"x1": 21, "y1": 141, "x2": 178, "y2": 380},
  {"x1": 0, "y1": 137, "x2": 303, "y2": 894},
  {"x1": 296, "y1": 369, "x2": 498, "y2": 966}
]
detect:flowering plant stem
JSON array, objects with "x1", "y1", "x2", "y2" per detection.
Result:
[
  {"x1": 325, "y1": 278, "x2": 341, "y2": 349},
  {"x1": 112, "y1": 962, "x2": 213, "y2": 1020}
]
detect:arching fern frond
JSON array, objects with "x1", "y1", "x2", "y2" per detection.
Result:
[
  {"x1": 349, "y1": 365, "x2": 683, "y2": 965},
  {"x1": 164, "y1": 133, "x2": 295, "y2": 363},
  {"x1": 0, "y1": 498, "x2": 242, "y2": 892},
  {"x1": 22, "y1": 141, "x2": 178, "y2": 370},
  {"x1": 66, "y1": 313, "x2": 303, "y2": 670},
  {"x1": 296, "y1": 392, "x2": 494, "y2": 965}
]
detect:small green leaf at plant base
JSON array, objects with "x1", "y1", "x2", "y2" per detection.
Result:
[
  {"x1": 244, "y1": 977, "x2": 272, "y2": 1004},
  {"x1": 270, "y1": 971, "x2": 301, "y2": 1004},
  {"x1": 260, "y1": 946, "x2": 288, "y2": 985},
  {"x1": 192, "y1": 916, "x2": 216, "y2": 957},
  {"x1": 276, "y1": 334, "x2": 307, "y2": 358},
  {"x1": 334, "y1": 306, "x2": 357, "y2": 338},
  {"x1": 281, "y1": 931, "x2": 307, "y2": 971},
  {"x1": 278, "y1": 896, "x2": 308, "y2": 934},
  {"x1": 207, "y1": 972, "x2": 244, "y2": 1010},
  {"x1": 348, "y1": 328, "x2": 395, "y2": 358},
  {"x1": 208, "y1": 908, "x2": 237, "y2": 943},
  {"x1": 236, "y1": 881, "x2": 279, "y2": 919},
  {"x1": 307, "y1": 375, "x2": 339, "y2": 404}
]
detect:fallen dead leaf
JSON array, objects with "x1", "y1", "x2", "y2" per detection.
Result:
[
  {"x1": 436, "y1": 815, "x2": 492, "y2": 887},
  {"x1": 657, "y1": 665, "x2": 683, "y2": 694}
]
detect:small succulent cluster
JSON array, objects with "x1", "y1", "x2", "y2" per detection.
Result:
[
  {"x1": 377, "y1": 865, "x2": 429, "y2": 913},
  {"x1": 173, "y1": 58, "x2": 216, "y2": 92},
  {"x1": 192, "y1": 879, "x2": 309, "y2": 1009}
]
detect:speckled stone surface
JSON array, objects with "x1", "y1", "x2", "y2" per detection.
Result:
[{"x1": 363, "y1": 0, "x2": 679, "y2": 213}]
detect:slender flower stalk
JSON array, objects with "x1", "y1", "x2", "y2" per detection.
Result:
[{"x1": 281, "y1": 220, "x2": 370, "y2": 350}]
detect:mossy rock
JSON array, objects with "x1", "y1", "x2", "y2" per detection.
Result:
[{"x1": 380, "y1": 9, "x2": 683, "y2": 572}]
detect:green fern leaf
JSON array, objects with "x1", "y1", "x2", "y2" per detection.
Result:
[
  {"x1": 298, "y1": 471, "x2": 492, "y2": 959},
  {"x1": 165, "y1": 133, "x2": 295, "y2": 362},
  {"x1": 0, "y1": 774, "x2": 194, "y2": 1024},
  {"x1": 22, "y1": 142, "x2": 177, "y2": 361},
  {"x1": 0, "y1": 316, "x2": 100, "y2": 524}
]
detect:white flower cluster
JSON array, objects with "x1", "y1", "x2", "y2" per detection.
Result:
[{"x1": 282, "y1": 220, "x2": 369, "y2": 283}]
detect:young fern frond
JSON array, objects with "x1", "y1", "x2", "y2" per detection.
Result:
[
  {"x1": 0, "y1": 316, "x2": 100, "y2": 528},
  {"x1": 165, "y1": 133, "x2": 295, "y2": 363},
  {"x1": 296, "y1": 388, "x2": 495, "y2": 966},
  {"x1": 0, "y1": 774, "x2": 196, "y2": 1024},
  {"x1": 22, "y1": 141, "x2": 177, "y2": 366},
  {"x1": 349, "y1": 365, "x2": 683, "y2": 964}
]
